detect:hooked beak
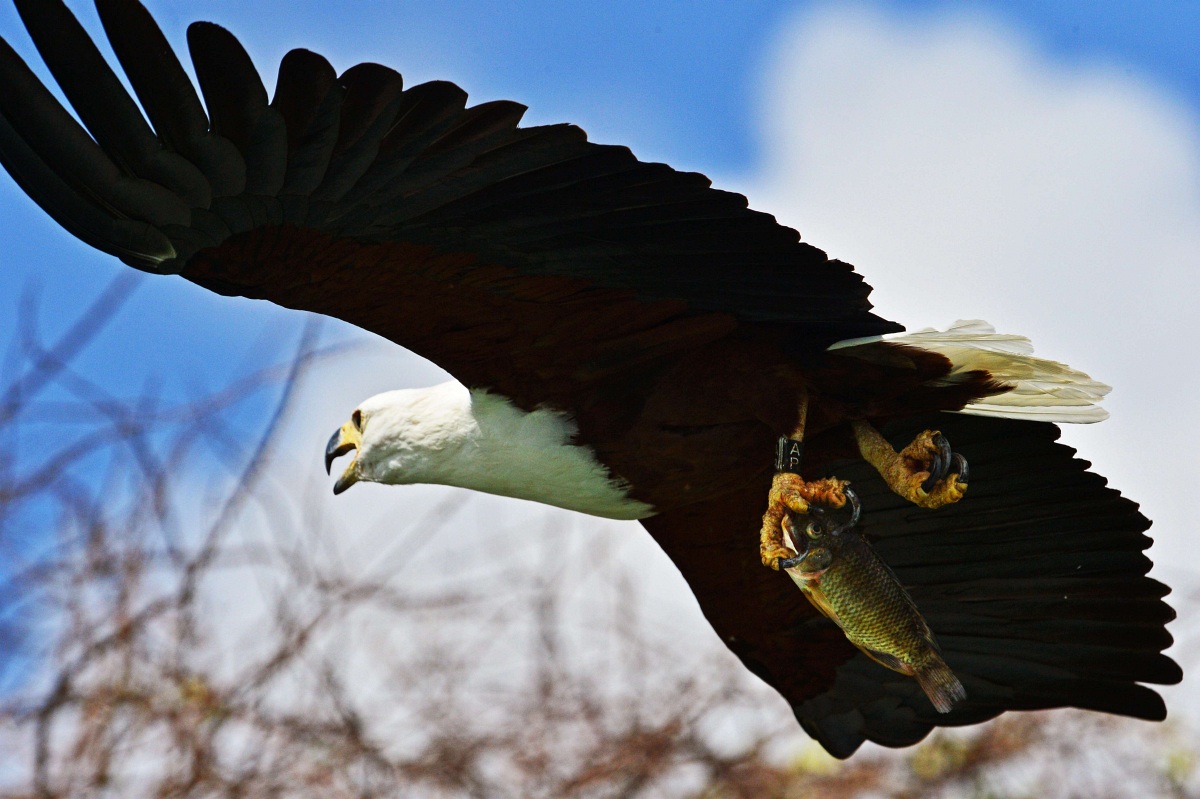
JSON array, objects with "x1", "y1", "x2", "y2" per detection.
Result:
[{"x1": 325, "y1": 420, "x2": 362, "y2": 494}]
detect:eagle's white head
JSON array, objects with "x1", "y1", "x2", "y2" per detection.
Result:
[{"x1": 325, "y1": 381, "x2": 654, "y2": 520}]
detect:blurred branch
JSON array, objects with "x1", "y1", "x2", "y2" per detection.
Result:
[{"x1": 0, "y1": 273, "x2": 141, "y2": 429}]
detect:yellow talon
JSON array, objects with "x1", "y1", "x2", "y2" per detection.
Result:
[
  {"x1": 854, "y1": 422, "x2": 969, "y2": 510},
  {"x1": 760, "y1": 473, "x2": 850, "y2": 569}
]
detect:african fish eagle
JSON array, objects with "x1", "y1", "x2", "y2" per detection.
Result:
[{"x1": 0, "y1": 0, "x2": 1179, "y2": 758}]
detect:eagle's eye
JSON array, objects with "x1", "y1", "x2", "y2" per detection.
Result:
[{"x1": 352, "y1": 409, "x2": 363, "y2": 431}]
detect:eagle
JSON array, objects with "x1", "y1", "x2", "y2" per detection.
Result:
[{"x1": 0, "y1": 0, "x2": 1179, "y2": 758}]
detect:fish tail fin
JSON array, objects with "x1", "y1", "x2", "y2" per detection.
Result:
[{"x1": 915, "y1": 659, "x2": 967, "y2": 714}]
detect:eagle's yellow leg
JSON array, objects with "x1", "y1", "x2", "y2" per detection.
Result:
[
  {"x1": 760, "y1": 474, "x2": 850, "y2": 569},
  {"x1": 760, "y1": 386, "x2": 854, "y2": 570},
  {"x1": 852, "y1": 421, "x2": 968, "y2": 509}
]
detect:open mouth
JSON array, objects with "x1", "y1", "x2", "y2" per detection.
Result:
[{"x1": 325, "y1": 421, "x2": 362, "y2": 494}]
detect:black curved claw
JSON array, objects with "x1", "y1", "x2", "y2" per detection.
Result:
[
  {"x1": 953, "y1": 452, "x2": 969, "y2": 484},
  {"x1": 921, "y1": 433, "x2": 954, "y2": 493},
  {"x1": 833, "y1": 488, "x2": 861, "y2": 533}
]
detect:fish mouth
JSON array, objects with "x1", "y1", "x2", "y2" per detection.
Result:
[
  {"x1": 783, "y1": 562, "x2": 829, "y2": 583},
  {"x1": 777, "y1": 542, "x2": 833, "y2": 578},
  {"x1": 325, "y1": 421, "x2": 362, "y2": 494},
  {"x1": 777, "y1": 488, "x2": 861, "y2": 573},
  {"x1": 779, "y1": 516, "x2": 827, "y2": 576}
]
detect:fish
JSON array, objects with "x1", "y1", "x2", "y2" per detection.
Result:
[{"x1": 780, "y1": 506, "x2": 966, "y2": 713}]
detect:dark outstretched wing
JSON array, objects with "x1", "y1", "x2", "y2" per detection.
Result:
[
  {"x1": 646, "y1": 413, "x2": 1178, "y2": 757},
  {"x1": 0, "y1": 0, "x2": 899, "y2": 411}
]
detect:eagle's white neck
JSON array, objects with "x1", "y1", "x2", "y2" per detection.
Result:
[{"x1": 353, "y1": 382, "x2": 654, "y2": 520}]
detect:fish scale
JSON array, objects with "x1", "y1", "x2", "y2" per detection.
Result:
[{"x1": 782, "y1": 512, "x2": 967, "y2": 713}]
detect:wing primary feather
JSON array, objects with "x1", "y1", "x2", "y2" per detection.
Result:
[
  {"x1": 0, "y1": 97, "x2": 173, "y2": 263},
  {"x1": 337, "y1": 123, "x2": 588, "y2": 227},
  {"x1": 332, "y1": 63, "x2": 406, "y2": 155},
  {"x1": 187, "y1": 22, "x2": 287, "y2": 196},
  {"x1": 95, "y1": 0, "x2": 245, "y2": 197},
  {"x1": 330, "y1": 79, "x2": 468, "y2": 204},
  {"x1": 271, "y1": 49, "x2": 339, "y2": 152},
  {"x1": 334, "y1": 101, "x2": 537, "y2": 224},
  {"x1": 12, "y1": 0, "x2": 210, "y2": 208},
  {"x1": 275, "y1": 59, "x2": 344, "y2": 199},
  {"x1": 0, "y1": 35, "x2": 188, "y2": 230},
  {"x1": 422, "y1": 99, "x2": 528, "y2": 158},
  {"x1": 313, "y1": 78, "x2": 470, "y2": 219},
  {"x1": 312, "y1": 63, "x2": 406, "y2": 205},
  {"x1": 379, "y1": 80, "x2": 469, "y2": 153}
]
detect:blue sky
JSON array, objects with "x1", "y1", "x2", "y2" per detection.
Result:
[{"x1": 1, "y1": 0, "x2": 1198, "y2": 714}]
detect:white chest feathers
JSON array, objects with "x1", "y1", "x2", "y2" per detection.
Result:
[{"x1": 352, "y1": 382, "x2": 655, "y2": 520}]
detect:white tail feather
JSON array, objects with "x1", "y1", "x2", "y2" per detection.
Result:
[{"x1": 829, "y1": 320, "x2": 1110, "y2": 424}]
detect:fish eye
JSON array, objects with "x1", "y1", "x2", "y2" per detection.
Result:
[{"x1": 806, "y1": 522, "x2": 823, "y2": 539}]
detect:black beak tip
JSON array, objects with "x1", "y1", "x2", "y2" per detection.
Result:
[
  {"x1": 326, "y1": 427, "x2": 356, "y2": 475},
  {"x1": 332, "y1": 472, "x2": 358, "y2": 495}
]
